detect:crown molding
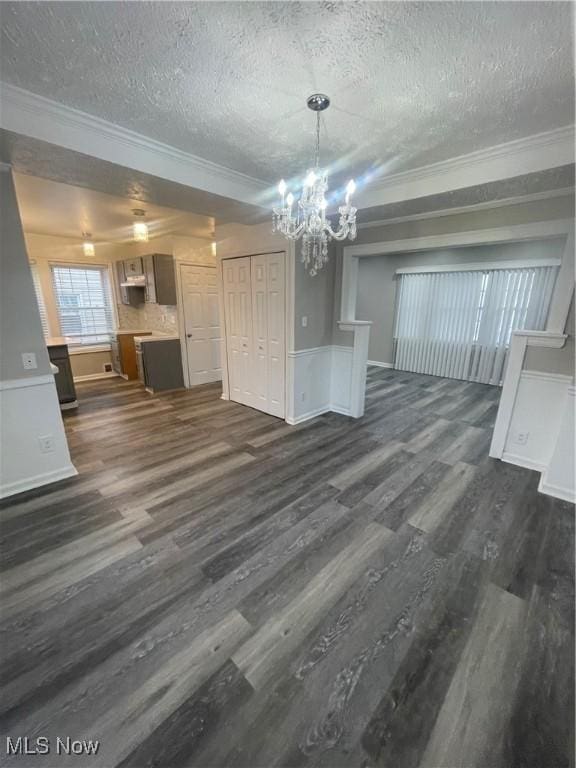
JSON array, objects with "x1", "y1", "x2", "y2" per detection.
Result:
[
  {"x1": 0, "y1": 82, "x2": 269, "y2": 206},
  {"x1": 357, "y1": 125, "x2": 575, "y2": 210},
  {"x1": 358, "y1": 187, "x2": 575, "y2": 229},
  {"x1": 2, "y1": 82, "x2": 574, "y2": 214}
]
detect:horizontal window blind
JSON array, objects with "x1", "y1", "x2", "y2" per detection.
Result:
[
  {"x1": 394, "y1": 265, "x2": 558, "y2": 385},
  {"x1": 51, "y1": 265, "x2": 114, "y2": 345},
  {"x1": 30, "y1": 264, "x2": 49, "y2": 339}
]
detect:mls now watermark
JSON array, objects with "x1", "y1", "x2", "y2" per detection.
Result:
[{"x1": 6, "y1": 737, "x2": 100, "y2": 756}]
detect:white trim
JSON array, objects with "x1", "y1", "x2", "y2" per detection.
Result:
[
  {"x1": 0, "y1": 374, "x2": 54, "y2": 391},
  {"x1": 519, "y1": 370, "x2": 573, "y2": 384},
  {"x1": 367, "y1": 360, "x2": 394, "y2": 369},
  {"x1": 490, "y1": 332, "x2": 568, "y2": 460},
  {"x1": 287, "y1": 346, "x2": 332, "y2": 359},
  {"x1": 286, "y1": 405, "x2": 331, "y2": 425},
  {"x1": 344, "y1": 220, "x2": 572, "y2": 261},
  {"x1": 501, "y1": 452, "x2": 545, "y2": 473},
  {"x1": 0, "y1": 81, "x2": 267, "y2": 206},
  {"x1": 395, "y1": 258, "x2": 561, "y2": 275},
  {"x1": 0, "y1": 464, "x2": 77, "y2": 500},
  {"x1": 358, "y1": 188, "x2": 575, "y2": 230},
  {"x1": 356, "y1": 125, "x2": 575, "y2": 210},
  {"x1": 73, "y1": 372, "x2": 120, "y2": 382},
  {"x1": 68, "y1": 344, "x2": 112, "y2": 355},
  {"x1": 538, "y1": 476, "x2": 575, "y2": 504}
]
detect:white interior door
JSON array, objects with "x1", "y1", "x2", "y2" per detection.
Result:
[
  {"x1": 251, "y1": 253, "x2": 285, "y2": 418},
  {"x1": 223, "y1": 257, "x2": 254, "y2": 407},
  {"x1": 181, "y1": 265, "x2": 222, "y2": 385}
]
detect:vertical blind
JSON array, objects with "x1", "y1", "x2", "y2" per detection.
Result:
[
  {"x1": 30, "y1": 264, "x2": 50, "y2": 338},
  {"x1": 393, "y1": 265, "x2": 558, "y2": 385},
  {"x1": 51, "y1": 265, "x2": 114, "y2": 344}
]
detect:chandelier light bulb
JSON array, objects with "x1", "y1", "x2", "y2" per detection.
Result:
[
  {"x1": 305, "y1": 171, "x2": 317, "y2": 187},
  {"x1": 271, "y1": 94, "x2": 360, "y2": 276}
]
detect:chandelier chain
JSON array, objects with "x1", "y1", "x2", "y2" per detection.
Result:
[{"x1": 315, "y1": 111, "x2": 320, "y2": 169}]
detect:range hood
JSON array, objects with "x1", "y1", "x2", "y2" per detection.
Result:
[{"x1": 121, "y1": 276, "x2": 146, "y2": 287}]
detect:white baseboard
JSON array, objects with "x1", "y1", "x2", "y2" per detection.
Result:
[
  {"x1": 220, "y1": 392, "x2": 229, "y2": 400},
  {"x1": 286, "y1": 405, "x2": 331, "y2": 425},
  {"x1": 367, "y1": 360, "x2": 394, "y2": 369},
  {"x1": 538, "y1": 474, "x2": 576, "y2": 504},
  {"x1": 73, "y1": 372, "x2": 120, "y2": 382},
  {"x1": 501, "y1": 451, "x2": 545, "y2": 473},
  {"x1": 0, "y1": 464, "x2": 78, "y2": 500},
  {"x1": 330, "y1": 404, "x2": 353, "y2": 417}
]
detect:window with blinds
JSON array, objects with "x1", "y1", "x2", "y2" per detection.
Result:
[
  {"x1": 30, "y1": 264, "x2": 49, "y2": 338},
  {"x1": 393, "y1": 264, "x2": 558, "y2": 385},
  {"x1": 51, "y1": 265, "x2": 115, "y2": 345}
]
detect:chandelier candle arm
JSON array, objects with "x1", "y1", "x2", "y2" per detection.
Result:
[{"x1": 272, "y1": 94, "x2": 360, "y2": 276}]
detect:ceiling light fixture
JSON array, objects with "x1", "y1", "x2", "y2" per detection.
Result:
[
  {"x1": 132, "y1": 209, "x2": 149, "y2": 242},
  {"x1": 82, "y1": 232, "x2": 95, "y2": 257},
  {"x1": 273, "y1": 94, "x2": 358, "y2": 276}
]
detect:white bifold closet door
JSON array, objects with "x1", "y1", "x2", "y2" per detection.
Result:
[
  {"x1": 394, "y1": 265, "x2": 558, "y2": 385},
  {"x1": 223, "y1": 253, "x2": 285, "y2": 418}
]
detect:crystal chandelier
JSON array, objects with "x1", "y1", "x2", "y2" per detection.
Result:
[{"x1": 273, "y1": 94, "x2": 357, "y2": 276}]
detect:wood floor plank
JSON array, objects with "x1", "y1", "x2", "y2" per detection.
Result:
[{"x1": 0, "y1": 371, "x2": 571, "y2": 768}]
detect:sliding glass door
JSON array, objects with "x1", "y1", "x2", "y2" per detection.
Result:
[{"x1": 393, "y1": 265, "x2": 558, "y2": 385}]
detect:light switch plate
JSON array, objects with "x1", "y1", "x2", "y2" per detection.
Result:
[
  {"x1": 38, "y1": 435, "x2": 55, "y2": 453},
  {"x1": 22, "y1": 352, "x2": 37, "y2": 370},
  {"x1": 301, "y1": 316, "x2": 308, "y2": 327}
]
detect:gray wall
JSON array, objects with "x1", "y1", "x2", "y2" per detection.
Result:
[
  {"x1": 294, "y1": 244, "x2": 336, "y2": 350},
  {"x1": 0, "y1": 168, "x2": 51, "y2": 381},
  {"x1": 355, "y1": 239, "x2": 565, "y2": 364}
]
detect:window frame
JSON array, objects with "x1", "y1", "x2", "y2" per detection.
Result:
[{"x1": 49, "y1": 261, "x2": 117, "y2": 348}]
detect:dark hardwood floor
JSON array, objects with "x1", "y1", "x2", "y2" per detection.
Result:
[{"x1": 0, "y1": 368, "x2": 573, "y2": 767}]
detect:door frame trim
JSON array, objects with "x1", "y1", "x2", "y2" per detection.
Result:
[{"x1": 176, "y1": 261, "x2": 218, "y2": 389}]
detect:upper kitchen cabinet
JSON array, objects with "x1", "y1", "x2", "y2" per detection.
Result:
[
  {"x1": 116, "y1": 260, "x2": 143, "y2": 306},
  {"x1": 124, "y1": 257, "x2": 144, "y2": 278},
  {"x1": 143, "y1": 254, "x2": 177, "y2": 305}
]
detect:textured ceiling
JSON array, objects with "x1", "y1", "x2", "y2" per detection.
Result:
[
  {"x1": 12, "y1": 173, "x2": 215, "y2": 241},
  {"x1": 358, "y1": 164, "x2": 576, "y2": 223},
  {"x1": 0, "y1": 129, "x2": 265, "y2": 224},
  {"x1": 1, "y1": 1, "x2": 573, "y2": 185}
]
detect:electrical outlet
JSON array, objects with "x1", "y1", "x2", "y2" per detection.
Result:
[
  {"x1": 301, "y1": 392, "x2": 306, "y2": 402},
  {"x1": 514, "y1": 431, "x2": 530, "y2": 446},
  {"x1": 301, "y1": 316, "x2": 308, "y2": 328},
  {"x1": 38, "y1": 435, "x2": 55, "y2": 453},
  {"x1": 104, "y1": 363, "x2": 113, "y2": 372},
  {"x1": 22, "y1": 352, "x2": 37, "y2": 370}
]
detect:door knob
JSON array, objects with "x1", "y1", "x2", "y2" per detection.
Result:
[{"x1": 187, "y1": 333, "x2": 193, "y2": 338}]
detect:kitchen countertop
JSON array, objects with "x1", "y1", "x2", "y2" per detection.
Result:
[{"x1": 134, "y1": 334, "x2": 180, "y2": 343}]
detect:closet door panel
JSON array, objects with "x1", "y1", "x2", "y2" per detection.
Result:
[
  {"x1": 265, "y1": 253, "x2": 285, "y2": 418},
  {"x1": 223, "y1": 257, "x2": 253, "y2": 407}
]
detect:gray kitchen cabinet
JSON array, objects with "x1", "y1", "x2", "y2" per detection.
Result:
[
  {"x1": 48, "y1": 343, "x2": 77, "y2": 406},
  {"x1": 141, "y1": 339, "x2": 184, "y2": 392},
  {"x1": 143, "y1": 254, "x2": 176, "y2": 305},
  {"x1": 116, "y1": 260, "x2": 143, "y2": 306},
  {"x1": 124, "y1": 257, "x2": 144, "y2": 278}
]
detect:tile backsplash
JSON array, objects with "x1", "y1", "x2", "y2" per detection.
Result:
[{"x1": 117, "y1": 302, "x2": 178, "y2": 333}]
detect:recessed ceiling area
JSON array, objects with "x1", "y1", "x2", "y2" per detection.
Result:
[
  {"x1": 13, "y1": 173, "x2": 215, "y2": 242},
  {"x1": 1, "y1": 1, "x2": 573, "y2": 184}
]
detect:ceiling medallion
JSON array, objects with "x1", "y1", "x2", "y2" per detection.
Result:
[
  {"x1": 132, "y1": 209, "x2": 149, "y2": 242},
  {"x1": 273, "y1": 94, "x2": 357, "y2": 276}
]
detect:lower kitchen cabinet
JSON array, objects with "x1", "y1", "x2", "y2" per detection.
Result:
[{"x1": 47, "y1": 343, "x2": 77, "y2": 408}]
